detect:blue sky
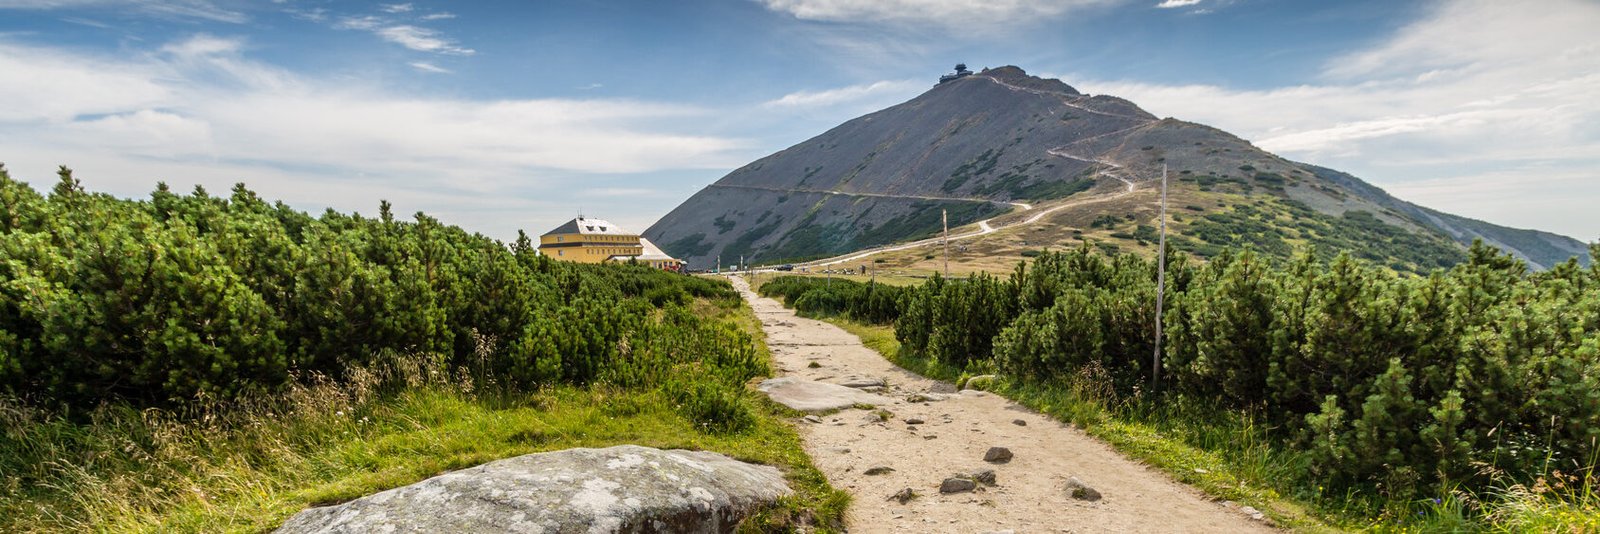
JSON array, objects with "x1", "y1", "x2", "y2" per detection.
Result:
[{"x1": 1, "y1": 0, "x2": 1595, "y2": 241}]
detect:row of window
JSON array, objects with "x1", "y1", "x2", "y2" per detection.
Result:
[{"x1": 551, "y1": 235, "x2": 638, "y2": 243}]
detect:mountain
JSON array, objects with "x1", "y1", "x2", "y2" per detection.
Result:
[{"x1": 645, "y1": 66, "x2": 1590, "y2": 272}]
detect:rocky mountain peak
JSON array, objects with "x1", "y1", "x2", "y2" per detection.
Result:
[{"x1": 972, "y1": 65, "x2": 1081, "y2": 96}]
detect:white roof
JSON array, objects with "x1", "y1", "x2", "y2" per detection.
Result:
[
  {"x1": 541, "y1": 217, "x2": 634, "y2": 236},
  {"x1": 635, "y1": 238, "x2": 679, "y2": 261}
]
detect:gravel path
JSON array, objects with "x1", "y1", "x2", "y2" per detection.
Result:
[{"x1": 734, "y1": 276, "x2": 1277, "y2": 533}]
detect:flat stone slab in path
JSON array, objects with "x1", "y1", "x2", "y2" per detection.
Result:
[
  {"x1": 275, "y1": 445, "x2": 791, "y2": 533},
  {"x1": 758, "y1": 377, "x2": 894, "y2": 412}
]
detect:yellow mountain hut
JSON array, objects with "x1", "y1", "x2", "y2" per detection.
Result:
[{"x1": 537, "y1": 217, "x2": 684, "y2": 271}]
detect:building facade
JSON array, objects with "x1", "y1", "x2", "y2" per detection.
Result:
[{"x1": 537, "y1": 217, "x2": 684, "y2": 271}]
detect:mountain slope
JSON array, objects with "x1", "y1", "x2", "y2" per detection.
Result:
[{"x1": 646, "y1": 66, "x2": 1590, "y2": 271}]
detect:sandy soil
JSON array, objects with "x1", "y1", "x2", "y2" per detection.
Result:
[{"x1": 733, "y1": 276, "x2": 1276, "y2": 533}]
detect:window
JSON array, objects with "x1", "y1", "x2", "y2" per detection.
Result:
[
  {"x1": 556, "y1": 236, "x2": 563, "y2": 242},
  {"x1": 557, "y1": 250, "x2": 563, "y2": 256}
]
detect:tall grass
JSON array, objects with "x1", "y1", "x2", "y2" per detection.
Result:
[{"x1": 1, "y1": 308, "x2": 847, "y2": 532}]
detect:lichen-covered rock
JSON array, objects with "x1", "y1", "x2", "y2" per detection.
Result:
[{"x1": 275, "y1": 445, "x2": 791, "y2": 533}]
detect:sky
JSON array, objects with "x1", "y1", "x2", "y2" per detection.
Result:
[{"x1": 0, "y1": 0, "x2": 1595, "y2": 242}]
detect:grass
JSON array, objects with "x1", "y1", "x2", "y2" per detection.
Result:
[{"x1": 0, "y1": 298, "x2": 848, "y2": 533}]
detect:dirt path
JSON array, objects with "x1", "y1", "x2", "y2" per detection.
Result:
[{"x1": 733, "y1": 276, "x2": 1275, "y2": 533}]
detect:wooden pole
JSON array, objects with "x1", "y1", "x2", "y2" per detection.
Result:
[
  {"x1": 942, "y1": 208, "x2": 950, "y2": 278},
  {"x1": 1154, "y1": 164, "x2": 1168, "y2": 389}
]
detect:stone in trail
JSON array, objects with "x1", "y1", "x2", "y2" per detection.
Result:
[
  {"x1": 984, "y1": 446, "x2": 1014, "y2": 463},
  {"x1": 889, "y1": 488, "x2": 917, "y2": 504},
  {"x1": 940, "y1": 477, "x2": 978, "y2": 494},
  {"x1": 864, "y1": 466, "x2": 896, "y2": 475},
  {"x1": 757, "y1": 377, "x2": 891, "y2": 412},
  {"x1": 1013, "y1": 419, "x2": 1027, "y2": 426},
  {"x1": 1065, "y1": 476, "x2": 1102, "y2": 502},
  {"x1": 905, "y1": 418, "x2": 926, "y2": 425},
  {"x1": 970, "y1": 469, "x2": 997, "y2": 486},
  {"x1": 963, "y1": 375, "x2": 997, "y2": 391},
  {"x1": 275, "y1": 445, "x2": 790, "y2": 533},
  {"x1": 836, "y1": 376, "x2": 887, "y2": 388}
]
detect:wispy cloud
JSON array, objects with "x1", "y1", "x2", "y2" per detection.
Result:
[
  {"x1": 334, "y1": 15, "x2": 383, "y2": 31},
  {"x1": 764, "y1": 79, "x2": 922, "y2": 108},
  {"x1": 758, "y1": 0, "x2": 1121, "y2": 27},
  {"x1": 408, "y1": 61, "x2": 450, "y2": 74},
  {"x1": 59, "y1": 16, "x2": 109, "y2": 28},
  {"x1": 379, "y1": 3, "x2": 412, "y2": 14},
  {"x1": 333, "y1": 10, "x2": 472, "y2": 55},
  {"x1": 374, "y1": 25, "x2": 473, "y2": 55},
  {"x1": 419, "y1": 12, "x2": 455, "y2": 21},
  {"x1": 1074, "y1": 0, "x2": 1600, "y2": 238},
  {"x1": 283, "y1": 6, "x2": 327, "y2": 23},
  {"x1": 1154, "y1": 0, "x2": 1201, "y2": 8},
  {"x1": 578, "y1": 187, "x2": 658, "y2": 197},
  {"x1": 0, "y1": 0, "x2": 247, "y2": 23}
]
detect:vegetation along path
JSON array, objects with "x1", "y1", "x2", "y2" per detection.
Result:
[{"x1": 731, "y1": 276, "x2": 1273, "y2": 533}]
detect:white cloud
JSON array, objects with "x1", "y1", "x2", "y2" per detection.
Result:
[
  {"x1": 1071, "y1": 0, "x2": 1600, "y2": 239},
  {"x1": 0, "y1": 0, "x2": 246, "y2": 23},
  {"x1": 578, "y1": 187, "x2": 658, "y2": 197},
  {"x1": 1154, "y1": 0, "x2": 1200, "y2": 8},
  {"x1": 419, "y1": 12, "x2": 455, "y2": 21},
  {"x1": 59, "y1": 16, "x2": 109, "y2": 27},
  {"x1": 283, "y1": 7, "x2": 327, "y2": 22},
  {"x1": 764, "y1": 79, "x2": 922, "y2": 108},
  {"x1": 374, "y1": 25, "x2": 474, "y2": 55},
  {"x1": 0, "y1": 42, "x2": 169, "y2": 122},
  {"x1": 379, "y1": 3, "x2": 413, "y2": 14},
  {"x1": 334, "y1": 12, "x2": 472, "y2": 56},
  {"x1": 408, "y1": 61, "x2": 450, "y2": 74},
  {"x1": 159, "y1": 33, "x2": 243, "y2": 57},
  {"x1": 0, "y1": 35, "x2": 748, "y2": 239},
  {"x1": 758, "y1": 0, "x2": 1120, "y2": 27}
]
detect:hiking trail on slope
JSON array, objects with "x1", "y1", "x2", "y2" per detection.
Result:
[{"x1": 732, "y1": 275, "x2": 1276, "y2": 533}]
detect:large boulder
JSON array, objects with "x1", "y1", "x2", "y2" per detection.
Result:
[
  {"x1": 275, "y1": 445, "x2": 791, "y2": 533},
  {"x1": 757, "y1": 377, "x2": 893, "y2": 412}
]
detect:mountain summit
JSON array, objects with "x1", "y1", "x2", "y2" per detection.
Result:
[{"x1": 646, "y1": 66, "x2": 1589, "y2": 271}]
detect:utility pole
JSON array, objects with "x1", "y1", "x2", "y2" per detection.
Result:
[
  {"x1": 942, "y1": 208, "x2": 950, "y2": 278},
  {"x1": 1153, "y1": 164, "x2": 1169, "y2": 390},
  {"x1": 716, "y1": 255, "x2": 721, "y2": 275}
]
